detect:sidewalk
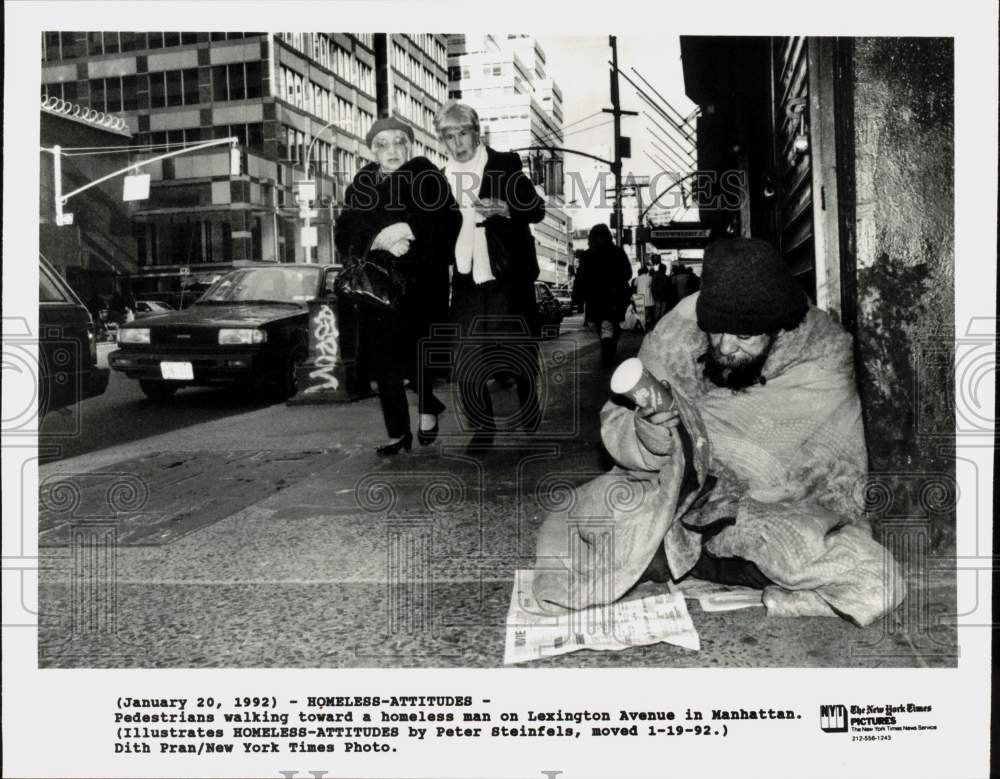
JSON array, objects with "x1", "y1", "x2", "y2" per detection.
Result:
[{"x1": 37, "y1": 329, "x2": 955, "y2": 668}]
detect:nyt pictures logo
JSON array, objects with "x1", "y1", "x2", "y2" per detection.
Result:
[{"x1": 819, "y1": 704, "x2": 848, "y2": 733}]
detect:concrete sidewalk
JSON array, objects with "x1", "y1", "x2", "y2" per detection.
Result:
[{"x1": 37, "y1": 329, "x2": 956, "y2": 668}]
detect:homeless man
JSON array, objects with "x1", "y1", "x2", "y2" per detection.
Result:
[{"x1": 532, "y1": 238, "x2": 905, "y2": 627}]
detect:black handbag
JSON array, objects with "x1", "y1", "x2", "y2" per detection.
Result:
[
  {"x1": 334, "y1": 240, "x2": 406, "y2": 311},
  {"x1": 483, "y1": 215, "x2": 539, "y2": 282}
]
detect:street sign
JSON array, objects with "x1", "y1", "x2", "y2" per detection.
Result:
[
  {"x1": 301, "y1": 226, "x2": 318, "y2": 248},
  {"x1": 649, "y1": 225, "x2": 712, "y2": 249},
  {"x1": 295, "y1": 180, "x2": 316, "y2": 203},
  {"x1": 122, "y1": 173, "x2": 151, "y2": 201},
  {"x1": 650, "y1": 228, "x2": 710, "y2": 239}
]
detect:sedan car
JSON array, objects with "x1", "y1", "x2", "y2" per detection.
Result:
[
  {"x1": 549, "y1": 285, "x2": 576, "y2": 316},
  {"x1": 534, "y1": 282, "x2": 564, "y2": 339},
  {"x1": 110, "y1": 264, "x2": 336, "y2": 402},
  {"x1": 38, "y1": 254, "x2": 109, "y2": 416}
]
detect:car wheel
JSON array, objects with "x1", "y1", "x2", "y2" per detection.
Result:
[
  {"x1": 261, "y1": 355, "x2": 301, "y2": 403},
  {"x1": 139, "y1": 380, "x2": 179, "y2": 402}
]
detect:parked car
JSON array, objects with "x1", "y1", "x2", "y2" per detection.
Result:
[
  {"x1": 38, "y1": 254, "x2": 109, "y2": 417},
  {"x1": 534, "y1": 282, "x2": 564, "y2": 339},
  {"x1": 549, "y1": 285, "x2": 576, "y2": 316},
  {"x1": 134, "y1": 299, "x2": 175, "y2": 318},
  {"x1": 109, "y1": 264, "x2": 336, "y2": 402}
]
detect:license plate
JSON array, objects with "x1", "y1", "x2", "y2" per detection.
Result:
[{"x1": 160, "y1": 361, "x2": 194, "y2": 381}]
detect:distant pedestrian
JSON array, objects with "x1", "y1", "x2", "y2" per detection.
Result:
[
  {"x1": 650, "y1": 259, "x2": 674, "y2": 322},
  {"x1": 671, "y1": 262, "x2": 701, "y2": 302},
  {"x1": 634, "y1": 266, "x2": 653, "y2": 330},
  {"x1": 575, "y1": 223, "x2": 633, "y2": 369}
]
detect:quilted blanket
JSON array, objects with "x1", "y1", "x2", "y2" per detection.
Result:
[{"x1": 533, "y1": 294, "x2": 905, "y2": 627}]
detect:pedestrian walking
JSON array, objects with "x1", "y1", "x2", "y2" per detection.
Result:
[
  {"x1": 575, "y1": 223, "x2": 633, "y2": 370},
  {"x1": 650, "y1": 257, "x2": 675, "y2": 323},
  {"x1": 634, "y1": 265, "x2": 653, "y2": 330},
  {"x1": 335, "y1": 116, "x2": 461, "y2": 457},
  {"x1": 437, "y1": 100, "x2": 546, "y2": 453},
  {"x1": 670, "y1": 261, "x2": 701, "y2": 302}
]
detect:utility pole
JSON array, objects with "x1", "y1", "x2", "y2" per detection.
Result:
[{"x1": 603, "y1": 36, "x2": 637, "y2": 247}]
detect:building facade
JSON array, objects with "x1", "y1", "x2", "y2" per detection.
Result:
[
  {"x1": 375, "y1": 34, "x2": 449, "y2": 167},
  {"x1": 446, "y1": 34, "x2": 572, "y2": 285},
  {"x1": 40, "y1": 31, "x2": 449, "y2": 302}
]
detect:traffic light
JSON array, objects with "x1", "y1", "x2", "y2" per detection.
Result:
[{"x1": 622, "y1": 227, "x2": 633, "y2": 245}]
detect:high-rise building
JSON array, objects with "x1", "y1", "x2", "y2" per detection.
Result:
[
  {"x1": 375, "y1": 34, "x2": 449, "y2": 167},
  {"x1": 40, "y1": 31, "x2": 447, "y2": 302},
  {"x1": 446, "y1": 34, "x2": 572, "y2": 285}
]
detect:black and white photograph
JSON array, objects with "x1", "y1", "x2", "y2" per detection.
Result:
[{"x1": 3, "y1": 2, "x2": 995, "y2": 778}]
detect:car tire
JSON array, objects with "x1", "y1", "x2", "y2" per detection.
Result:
[
  {"x1": 261, "y1": 355, "x2": 301, "y2": 403},
  {"x1": 139, "y1": 380, "x2": 179, "y2": 402}
]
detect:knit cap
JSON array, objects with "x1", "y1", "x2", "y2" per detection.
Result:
[
  {"x1": 365, "y1": 116, "x2": 415, "y2": 148},
  {"x1": 695, "y1": 238, "x2": 809, "y2": 335}
]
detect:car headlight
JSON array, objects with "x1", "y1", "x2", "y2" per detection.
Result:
[
  {"x1": 218, "y1": 328, "x2": 267, "y2": 345},
  {"x1": 118, "y1": 328, "x2": 150, "y2": 344}
]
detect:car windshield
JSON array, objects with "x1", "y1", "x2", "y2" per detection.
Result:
[{"x1": 197, "y1": 267, "x2": 321, "y2": 304}]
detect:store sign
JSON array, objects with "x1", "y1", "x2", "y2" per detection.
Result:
[{"x1": 122, "y1": 173, "x2": 151, "y2": 202}]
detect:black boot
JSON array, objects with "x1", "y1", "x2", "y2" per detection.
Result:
[{"x1": 600, "y1": 338, "x2": 617, "y2": 370}]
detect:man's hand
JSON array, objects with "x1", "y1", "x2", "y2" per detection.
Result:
[
  {"x1": 371, "y1": 222, "x2": 415, "y2": 252},
  {"x1": 473, "y1": 197, "x2": 510, "y2": 220},
  {"x1": 634, "y1": 403, "x2": 680, "y2": 456}
]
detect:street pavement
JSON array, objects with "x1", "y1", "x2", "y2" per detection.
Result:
[{"x1": 36, "y1": 316, "x2": 955, "y2": 667}]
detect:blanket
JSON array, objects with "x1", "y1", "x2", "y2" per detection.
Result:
[{"x1": 532, "y1": 294, "x2": 905, "y2": 627}]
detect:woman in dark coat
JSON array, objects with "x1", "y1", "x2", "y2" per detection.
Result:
[
  {"x1": 335, "y1": 117, "x2": 460, "y2": 456},
  {"x1": 435, "y1": 100, "x2": 546, "y2": 452},
  {"x1": 575, "y1": 223, "x2": 634, "y2": 369}
]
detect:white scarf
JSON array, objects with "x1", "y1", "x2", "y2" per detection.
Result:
[{"x1": 444, "y1": 144, "x2": 493, "y2": 284}]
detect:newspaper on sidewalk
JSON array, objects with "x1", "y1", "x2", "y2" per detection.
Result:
[
  {"x1": 503, "y1": 569, "x2": 700, "y2": 665},
  {"x1": 668, "y1": 577, "x2": 764, "y2": 612}
]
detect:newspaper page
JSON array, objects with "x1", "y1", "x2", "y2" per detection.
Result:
[{"x1": 504, "y1": 569, "x2": 700, "y2": 664}]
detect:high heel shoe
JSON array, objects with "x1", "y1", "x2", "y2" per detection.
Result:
[
  {"x1": 376, "y1": 431, "x2": 412, "y2": 457},
  {"x1": 417, "y1": 419, "x2": 440, "y2": 446}
]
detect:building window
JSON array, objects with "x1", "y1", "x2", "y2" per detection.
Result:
[
  {"x1": 245, "y1": 61, "x2": 262, "y2": 98},
  {"x1": 212, "y1": 123, "x2": 264, "y2": 151},
  {"x1": 150, "y1": 71, "x2": 166, "y2": 107},
  {"x1": 149, "y1": 69, "x2": 199, "y2": 108},
  {"x1": 183, "y1": 67, "x2": 199, "y2": 104},
  {"x1": 42, "y1": 81, "x2": 80, "y2": 103},
  {"x1": 148, "y1": 32, "x2": 164, "y2": 49},
  {"x1": 87, "y1": 32, "x2": 104, "y2": 56},
  {"x1": 89, "y1": 77, "x2": 135, "y2": 114},
  {"x1": 211, "y1": 62, "x2": 261, "y2": 102},
  {"x1": 166, "y1": 70, "x2": 183, "y2": 107}
]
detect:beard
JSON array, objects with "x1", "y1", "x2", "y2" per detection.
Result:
[{"x1": 699, "y1": 336, "x2": 774, "y2": 391}]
